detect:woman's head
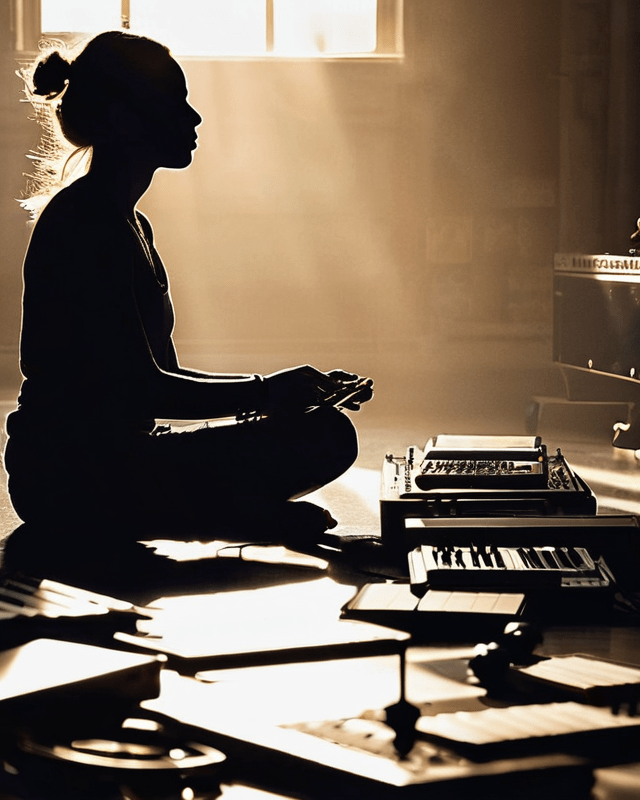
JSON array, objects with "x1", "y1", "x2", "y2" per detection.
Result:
[
  {"x1": 21, "y1": 31, "x2": 201, "y2": 212},
  {"x1": 32, "y1": 31, "x2": 200, "y2": 155}
]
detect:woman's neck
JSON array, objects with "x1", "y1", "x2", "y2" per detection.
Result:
[{"x1": 87, "y1": 147, "x2": 156, "y2": 217}]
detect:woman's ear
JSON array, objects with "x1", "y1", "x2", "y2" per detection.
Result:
[{"x1": 101, "y1": 99, "x2": 149, "y2": 147}]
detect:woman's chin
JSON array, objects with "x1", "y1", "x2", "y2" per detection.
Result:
[
  {"x1": 160, "y1": 152, "x2": 196, "y2": 170},
  {"x1": 177, "y1": 148, "x2": 197, "y2": 168}
]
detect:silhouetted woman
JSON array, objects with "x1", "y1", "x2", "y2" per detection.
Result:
[{"x1": 4, "y1": 31, "x2": 372, "y2": 552}]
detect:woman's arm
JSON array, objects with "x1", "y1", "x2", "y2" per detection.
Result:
[
  {"x1": 22, "y1": 192, "x2": 370, "y2": 423},
  {"x1": 163, "y1": 336, "x2": 256, "y2": 382},
  {"x1": 23, "y1": 197, "x2": 268, "y2": 421}
]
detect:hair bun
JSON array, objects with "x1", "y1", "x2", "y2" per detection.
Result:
[{"x1": 32, "y1": 50, "x2": 71, "y2": 98}]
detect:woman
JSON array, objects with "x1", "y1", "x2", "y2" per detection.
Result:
[{"x1": 4, "y1": 31, "x2": 372, "y2": 549}]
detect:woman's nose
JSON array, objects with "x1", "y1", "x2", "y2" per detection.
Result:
[{"x1": 190, "y1": 104, "x2": 202, "y2": 128}]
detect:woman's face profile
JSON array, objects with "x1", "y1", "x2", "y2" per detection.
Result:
[{"x1": 120, "y1": 50, "x2": 202, "y2": 171}]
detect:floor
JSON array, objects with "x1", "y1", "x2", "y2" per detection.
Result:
[{"x1": 2, "y1": 398, "x2": 640, "y2": 798}]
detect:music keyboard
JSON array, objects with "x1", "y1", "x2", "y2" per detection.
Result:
[
  {"x1": 0, "y1": 574, "x2": 145, "y2": 651},
  {"x1": 408, "y1": 543, "x2": 612, "y2": 592}
]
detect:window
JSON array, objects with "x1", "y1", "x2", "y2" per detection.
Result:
[{"x1": 29, "y1": 0, "x2": 403, "y2": 59}]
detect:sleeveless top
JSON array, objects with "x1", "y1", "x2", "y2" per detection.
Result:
[{"x1": 7, "y1": 176, "x2": 265, "y2": 450}]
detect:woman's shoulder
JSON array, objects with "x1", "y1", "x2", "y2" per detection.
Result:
[
  {"x1": 36, "y1": 177, "x2": 116, "y2": 228},
  {"x1": 29, "y1": 178, "x2": 131, "y2": 260},
  {"x1": 25, "y1": 179, "x2": 133, "y2": 281}
]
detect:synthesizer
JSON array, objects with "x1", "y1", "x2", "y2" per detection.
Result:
[
  {"x1": 401, "y1": 516, "x2": 638, "y2": 623},
  {"x1": 381, "y1": 435, "x2": 597, "y2": 545},
  {"x1": 413, "y1": 434, "x2": 549, "y2": 491},
  {"x1": 408, "y1": 542, "x2": 612, "y2": 592},
  {"x1": 341, "y1": 519, "x2": 632, "y2": 634}
]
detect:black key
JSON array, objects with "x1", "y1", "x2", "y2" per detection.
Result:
[
  {"x1": 491, "y1": 545, "x2": 506, "y2": 569},
  {"x1": 517, "y1": 547, "x2": 536, "y2": 569}
]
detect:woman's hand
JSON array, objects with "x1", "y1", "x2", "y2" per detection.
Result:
[
  {"x1": 323, "y1": 369, "x2": 374, "y2": 411},
  {"x1": 265, "y1": 365, "x2": 373, "y2": 415}
]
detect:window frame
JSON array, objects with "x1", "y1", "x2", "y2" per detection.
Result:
[{"x1": 13, "y1": 0, "x2": 404, "y2": 60}]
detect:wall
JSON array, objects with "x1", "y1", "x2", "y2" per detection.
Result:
[
  {"x1": 0, "y1": 1, "x2": 633, "y2": 432},
  {"x1": 141, "y1": 0, "x2": 564, "y2": 427},
  {"x1": 0, "y1": 3, "x2": 37, "y2": 396}
]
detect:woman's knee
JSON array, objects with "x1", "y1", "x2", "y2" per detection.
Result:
[
  {"x1": 322, "y1": 407, "x2": 359, "y2": 472},
  {"x1": 295, "y1": 407, "x2": 359, "y2": 485}
]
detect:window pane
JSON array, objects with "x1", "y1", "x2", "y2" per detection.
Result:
[
  {"x1": 273, "y1": 0, "x2": 378, "y2": 55},
  {"x1": 130, "y1": 0, "x2": 266, "y2": 56},
  {"x1": 38, "y1": 0, "x2": 397, "y2": 59},
  {"x1": 41, "y1": 0, "x2": 121, "y2": 33}
]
